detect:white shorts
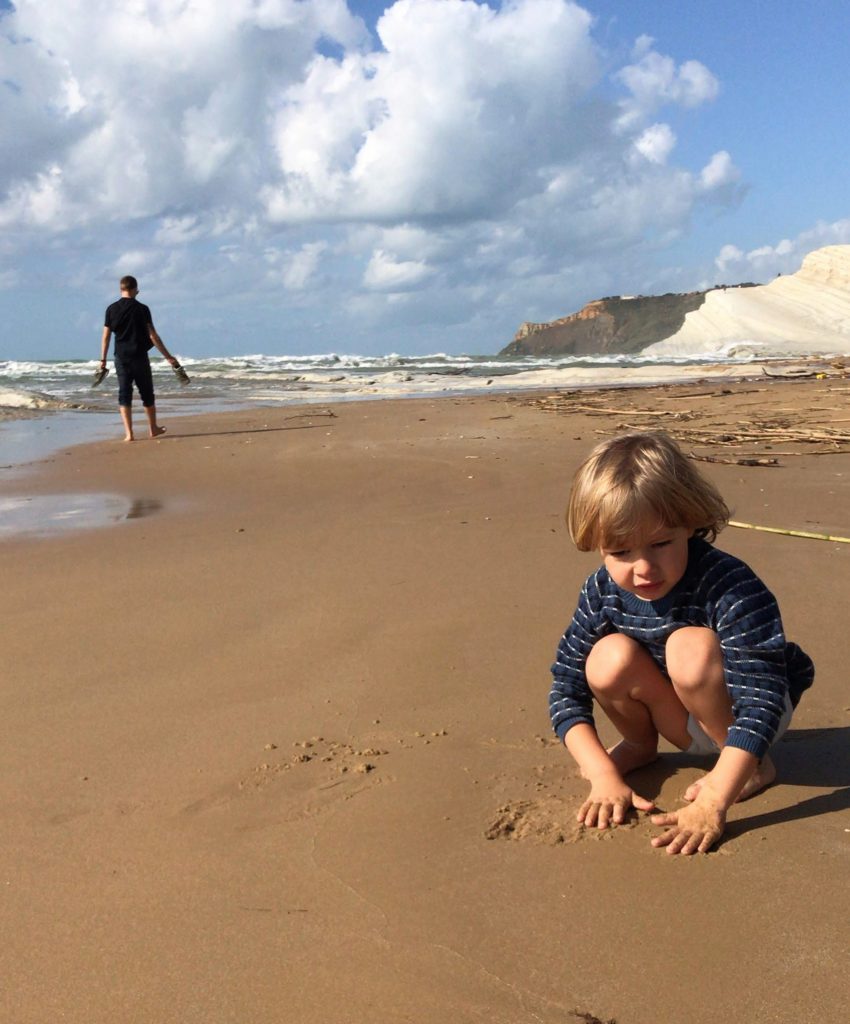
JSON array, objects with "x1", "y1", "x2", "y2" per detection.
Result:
[{"x1": 686, "y1": 692, "x2": 794, "y2": 756}]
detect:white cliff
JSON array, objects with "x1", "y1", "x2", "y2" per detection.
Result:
[{"x1": 646, "y1": 245, "x2": 850, "y2": 357}]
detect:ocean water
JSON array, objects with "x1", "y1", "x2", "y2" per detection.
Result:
[
  {"x1": 0, "y1": 346, "x2": 773, "y2": 414},
  {"x1": 0, "y1": 343, "x2": 795, "y2": 474}
]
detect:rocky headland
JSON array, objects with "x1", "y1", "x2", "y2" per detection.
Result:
[
  {"x1": 502, "y1": 244, "x2": 850, "y2": 358},
  {"x1": 500, "y1": 288, "x2": 752, "y2": 357}
]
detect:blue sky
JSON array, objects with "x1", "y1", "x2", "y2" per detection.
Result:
[{"x1": 1, "y1": 0, "x2": 848, "y2": 360}]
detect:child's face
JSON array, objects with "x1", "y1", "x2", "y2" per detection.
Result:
[{"x1": 600, "y1": 524, "x2": 692, "y2": 601}]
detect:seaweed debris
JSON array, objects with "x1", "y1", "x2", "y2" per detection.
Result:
[{"x1": 525, "y1": 370, "x2": 850, "y2": 467}]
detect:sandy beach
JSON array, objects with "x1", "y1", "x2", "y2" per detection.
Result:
[{"x1": 1, "y1": 378, "x2": 848, "y2": 1023}]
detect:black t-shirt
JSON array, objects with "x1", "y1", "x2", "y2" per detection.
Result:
[{"x1": 104, "y1": 298, "x2": 154, "y2": 358}]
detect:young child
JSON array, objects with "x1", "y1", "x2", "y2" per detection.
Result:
[{"x1": 549, "y1": 431, "x2": 814, "y2": 855}]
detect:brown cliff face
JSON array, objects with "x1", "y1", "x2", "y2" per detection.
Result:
[{"x1": 500, "y1": 289, "x2": 752, "y2": 357}]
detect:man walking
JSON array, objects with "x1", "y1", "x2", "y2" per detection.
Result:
[{"x1": 100, "y1": 276, "x2": 178, "y2": 441}]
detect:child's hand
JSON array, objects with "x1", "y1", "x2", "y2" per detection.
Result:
[
  {"x1": 650, "y1": 797, "x2": 726, "y2": 855},
  {"x1": 578, "y1": 770, "x2": 655, "y2": 829}
]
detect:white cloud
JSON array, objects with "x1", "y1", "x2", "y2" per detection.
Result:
[
  {"x1": 281, "y1": 241, "x2": 329, "y2": 290},
  {"x1": 715, "y1": 219, "x2": 850, "y2": 279},
  {"x1": 615, "y1": 50, "x2": 719, "y2": 131},
  {"x1": 699, "y1": 151, "x2": 739, "y2": 190},
  {"x1": 0, "y1": 1, "x2": 737, "y2": 246},
  {"x1": 358, "y1": 224, "x2": 446, "y2": 262},
  {"x1": 0, "y1": 165, "x2": 65, "y2": 227},
  {"x1": 0, "y1": 1, "x2": 753, "y2": 355},
  {"x1": 631, "y1": 34, "x2": 656, "y2": 60},
  {"x1": 363, "y1": 249, "x2": 433, "y2": 291},
  {"x1": 0, "y1": 30, "x2": 92, "y2": 190},
  {"x1": 114, "y1": 249, "x2": 159, "y2": 276},
  {"x1": 715, "y1": 244, "x2": 744, "y2": 275},
  {"x1": 154, "y1": 216, "x2": 207, "y2": 247},
  {"x1": 0, "y1": 0, "x2": 368, "y2": 228},
  {"x1": 181, "y1": 88, "x2": 244, "y2": 184},
  {"x1": 264, "y1": 0, "x2": 601, "y2": 222},
  {"x1": 632, "y1": 123, "x2": 676, "y2": 165}
]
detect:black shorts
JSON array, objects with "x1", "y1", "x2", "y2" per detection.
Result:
[{"x1": 115, "y1": 354, "x2": 155, "y2": 407}]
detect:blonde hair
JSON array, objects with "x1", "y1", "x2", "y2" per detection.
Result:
[{"x1": 567, "y1": 432, "x2": 729, "y2": 551}]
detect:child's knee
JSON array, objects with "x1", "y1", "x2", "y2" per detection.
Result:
[
  {"x1": 586, "y1": 633, "x2": 649, "y2": 692},
  {"x1": 665, "y1": 627, "x2": 723, "y2": 692}
]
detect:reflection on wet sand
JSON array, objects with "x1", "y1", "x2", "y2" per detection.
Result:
[
  {"x1": 0, "y1": 494, "x2": 163, "y2": 538},
  {"x1": 126, "y1": 498, "x2": 162, "y2": 520}
]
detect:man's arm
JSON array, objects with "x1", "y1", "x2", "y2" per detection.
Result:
[
  {"x1": 148, "y1": 324, "x2": 178, "y2": 365},
  {"x1": 100, "y1": 326, "x2": 111, "y2": 365}
]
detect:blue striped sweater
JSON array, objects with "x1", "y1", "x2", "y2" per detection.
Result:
[{"x1": 549, "y1": 537, "x2": 814, "y2": 759}]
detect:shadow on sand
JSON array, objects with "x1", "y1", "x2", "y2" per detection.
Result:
[
  {"x1": 159, "y1": 413, "x2": 336, "y2": 443},
  {"x1": 727, "y1": 725, "x2": 850, "y2": 839},
  {"x1": 625, "y1": 725, "x2": 850, "y2": 843}
]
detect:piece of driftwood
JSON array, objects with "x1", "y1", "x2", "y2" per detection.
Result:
[
  {"x1": 558, "y1": 404, "x2": 687, "y2": 417},
  {"x1": 655, "y1": 388, "x2": 768, "y2": 400},
  {"x1": 595, "y1": 426, "x2": 850, "y2": 447},
  {"x1": 284, "y1": 409, "x2": 337, "y2": 419},
  {"x1": 762, "y1": 367, "x2": 819, "y2": 378},
  {"x1": 729, "y1": 520, "x2": 850, "y2": 544},
  {"x1": 724, "y1": 449, "x2": 850, "y2": 457},
  {"x1": 689, "y1": 452, "x2": 780, "y2": 467},
  {"x1": 530, "y1": 376, "x2": 850, "y2": 466}
]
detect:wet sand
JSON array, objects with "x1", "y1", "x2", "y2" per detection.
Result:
[{"x1": 1, "y1": 380, "x2": 848, "y2": 1023}]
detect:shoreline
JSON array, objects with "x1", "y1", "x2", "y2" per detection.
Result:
[
  {"x1": 1, "y1": 376, "x2": 848, "y2": 1022},
  {"x1": 0, "y1": 355, "x2": 834, "y2": 476},
  {"x1": 3, "y1": 367, "x2": 849, "y2": 541}
]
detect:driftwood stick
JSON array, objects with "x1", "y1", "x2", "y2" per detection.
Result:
[
  {"x1": 729, "y1": 520, "x2": 850, "y2": 544},
  {"x1": 675, "y1": 429, "x2": 850, "y2": 443},
  {"x1": 761, "y1": 368, "x2": 819, "y2": 378},
  {"x1": 689, "y1": 453, "x2": 780, "y2": 467},
  {"x1": 722, "y1": 449, "x2": 850, "y2": 457},
  {"x1": 655, "y1": 388, "x2": 768, "y2": 400},
  {"x1": 553, "y1": 405, "x2": 682, "y2": 417}
]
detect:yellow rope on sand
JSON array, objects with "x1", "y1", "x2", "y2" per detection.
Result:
[{"x1": 729, "y1": 520, "x2": 850, "y2": 544}]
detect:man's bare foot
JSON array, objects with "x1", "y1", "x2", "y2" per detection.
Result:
[
  {"x1": 123, "y1": 435, "x2": 134, "y2": 443},
  {"x1": 684, "y1": 754, "x2": 776, "y2": 803},
  {"x1": 150, "y1": 425, "x2": 167, "y2": 438},
  {"x1": 607, "y1": 739, "x2": 659, "y2": 777}
]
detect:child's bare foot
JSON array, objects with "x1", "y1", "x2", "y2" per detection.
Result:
[
  {"x1": 607, "y1": 739, "x2": 659, "y2": 777},
  {"x1": 684, "y1": 754, "x2": 776, "y2": 804},
  {"x1": 150, "y1": 425, "x2": 167, "y2": 438}
]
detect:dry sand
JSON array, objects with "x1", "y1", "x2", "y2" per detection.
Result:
[{"x1": 1, "y1": 379, "x2": 848, "y2": 1023}]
